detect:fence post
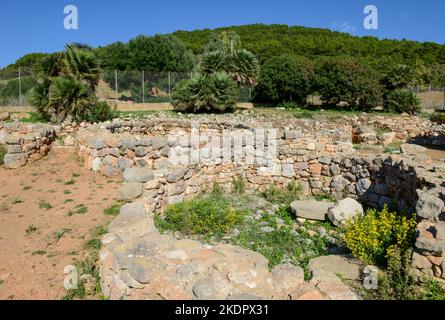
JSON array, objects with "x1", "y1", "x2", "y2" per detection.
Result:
[
  {"x1": 18, "y1": 67, "x2": 22, "y2": 106},
  {"x1": 442, "y1": 88, "x2": 445, "y2": 110},
  {"x1": 114, "y1": 70, "x2": 118, "y2": 98},
  {"x1": 168, "y1": 71, "x2": 171, "y2": 97},
  {"x1": 142, "y1": 70, "x2": 145, "y2": 104}
]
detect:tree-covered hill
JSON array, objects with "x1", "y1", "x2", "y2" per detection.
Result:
[
  {"x1": 171, "y1": 24, "x2": 445, "y2": 66},
  {"x1": 2, "y1": 23, "x2": 444, "y2": 75}
]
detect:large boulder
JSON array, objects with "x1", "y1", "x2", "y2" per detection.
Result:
[
  {"x1": 400, "y1": 143, "x2": 427, "y2": 156},
  {"x1": 416, "y1": 191, "x2": 444, "y2": 221},
  {"x1": 290, "y1": 200, "x2": 334, "y2": 221},
  {"x1": 308, "y1": 255, "x2": 361, "y2": 281},
  {"x1": 327, "y1": 198, "x2": 364, "y2": 227},
  {"x1": 108, "y1": 202, "x2": 147, "y2": 232},
  {"x1": 3, "y1": 153, "x2": 26, "y2": 169},
  {"x1": 271, "y1": 263, "x2": 305, "y2": 291}
]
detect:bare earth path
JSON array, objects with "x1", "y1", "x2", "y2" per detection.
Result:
[{"x1": 0, "y1": 147, "x2": 121, "y2": 300}]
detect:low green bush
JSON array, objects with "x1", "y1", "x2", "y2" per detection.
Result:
[
  {"x1": 430, "y1": 112, "x2": 445, "y2": 125},
  {"x1": 155, "y1": 194, "x2": 247, "y2": 240},
  {"x1": 232, "y1": 174, "x2": 246, "y2": 194},
  {"x1": 314, "y1": 58, "x2": 383, "y2": 110},
  {"x1": 172, "y1": 72, "x2": 237, "y2": 113},
  {"x1": 384, "y1": 89, "x2": 421, "y2": 114},
  {"x1": 419, "y1": 278, "x2": 445, "y2": 300},
  {"x1": 78, "y1": 100, "x2": 117, "y2": 123},
  {"x1": 260, "y1": 181, "x2": 302, "y2": 206}
]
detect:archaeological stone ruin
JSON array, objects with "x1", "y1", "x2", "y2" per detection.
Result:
[{"x1": 1, "y1": 112, "x2": 445, "y2": 299}]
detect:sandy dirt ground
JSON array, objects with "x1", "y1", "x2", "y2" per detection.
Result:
[{"x1": 0, "y1": 147, "x2": 121, "y2": 300}]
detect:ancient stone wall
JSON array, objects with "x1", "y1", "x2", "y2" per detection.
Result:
[
  {"x1": 2, "y1": 114, "x2": 444, "y2": 299},
  {"x1": 0, "y1": 122, "x2": 57, "y2": 169},
  {"x1": 72, "y1": 118, "x2": 445, "y2": 299}
]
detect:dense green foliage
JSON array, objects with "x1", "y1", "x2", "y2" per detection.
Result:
[
  {"x1": 0, "y1": 75, "x2": 37, "y2": 105},
  {"x1": 172, "y1": 72, "x2": 237, "y2": 113},
  {"x1": 430, "y1": 112, "x2": 445, "y2": 124},
  {"x1": 172, "y1": 24, "x2": 445, "y2": 70},
  {"x1": 5, "y1": 24, "x2": 445, "y2": 77},
  {"x1": 2, "y1": 24, "x2": 444, "y2": 112},
  {"x1": 0, "y1": 53, "x2": 48, "y2": 78},
  {"x1": 31, "y1": 45, "x2": 115, "y2": 123},
  {"x1": 254, "y1": 55, "x2": 315, "y2": 105},
  {"x1": 97, "y1": 34, "x2": 194, "y2": 72},
  {"x1": 315, "y1": 58, "x2": 383, "y2": 109},
  {"x1": 171, "y1": 31, "x2": 259, "y2": 113},
  {"x1": 384, "y1": 89, "x2": 421, "y2": 114}
]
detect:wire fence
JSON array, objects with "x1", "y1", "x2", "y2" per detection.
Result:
[
  {"x1": 0, "y1": 67, "x2": 443, "y2": 110},
  {"x1": 408, "y1": 86, "x2": 445, "y2": 112},
  {"x1": 0, "y1": 68, "x2": 253, "y2": 107}
]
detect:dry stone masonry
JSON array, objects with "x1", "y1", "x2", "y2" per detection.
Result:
[
  {"x1": 0, "y1": 122, "x2": 56, "y2": 169},
  {"x1": 2, "y1": 113, "x2": 445, "y2": 299},
  {"x1": 70, "y1": 116, "x2": 445, "y2": 299}
]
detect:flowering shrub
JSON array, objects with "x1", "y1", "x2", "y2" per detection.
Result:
[{"x1": 343, "y1": 205, "x2": 416, "y2": 266}]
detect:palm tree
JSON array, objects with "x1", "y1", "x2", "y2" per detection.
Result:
[
  {"x1": 63, "y1": 44, "x2": 100, "y2": 90},
  {"x1": 31, "y1": 44, "x2": 103, "y2": 122},
  {"x1": 200, "y1": 49, "x2": 259, "y2": 87},
  {"x1": 228, "y1": 49, "x2": 259, "y2": 87},
  {"x1": 172, "y1": 72, "x2": 237, "y2": 113}
]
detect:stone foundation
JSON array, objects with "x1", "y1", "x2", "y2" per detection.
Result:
[
  {"x1": 2, "y1": 113, "x2": 445, "y2": 299},
  {"x1": 0, "y1": 122, "x2": 57, "y2": 169},
  {"x1": 72, "y1": 117, "x2": 445, "y2": 299}
]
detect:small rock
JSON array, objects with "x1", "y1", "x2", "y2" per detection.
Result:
[
  {"x1": 64, "y1": 135, "x2": 75, "y2": 146},
  {"x1": 91, "y1": 157, "x2": 102, "y2": 172},
  {"x1": 260, "y1": 226, "x2": 275, "y2": 233},
  {"x1": 152, "y1": 136, "x2": 167, "y2": 149}
]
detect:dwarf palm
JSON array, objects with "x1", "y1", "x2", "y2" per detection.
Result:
[
  {"x1": 200, "y1": 49, "x2": 259, "y2": 87},
  {"x1": 172, "y1": 72, "x2": 237, "y2": 113}
]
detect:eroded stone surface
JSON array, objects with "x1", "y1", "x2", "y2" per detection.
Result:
[{"x1": 290, "y1": 200, "x2": 334, "y2": 221}]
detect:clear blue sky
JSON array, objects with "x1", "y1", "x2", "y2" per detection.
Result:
[{"x1": 0, "y1": 0, "x2": 444, "y2": 67}]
